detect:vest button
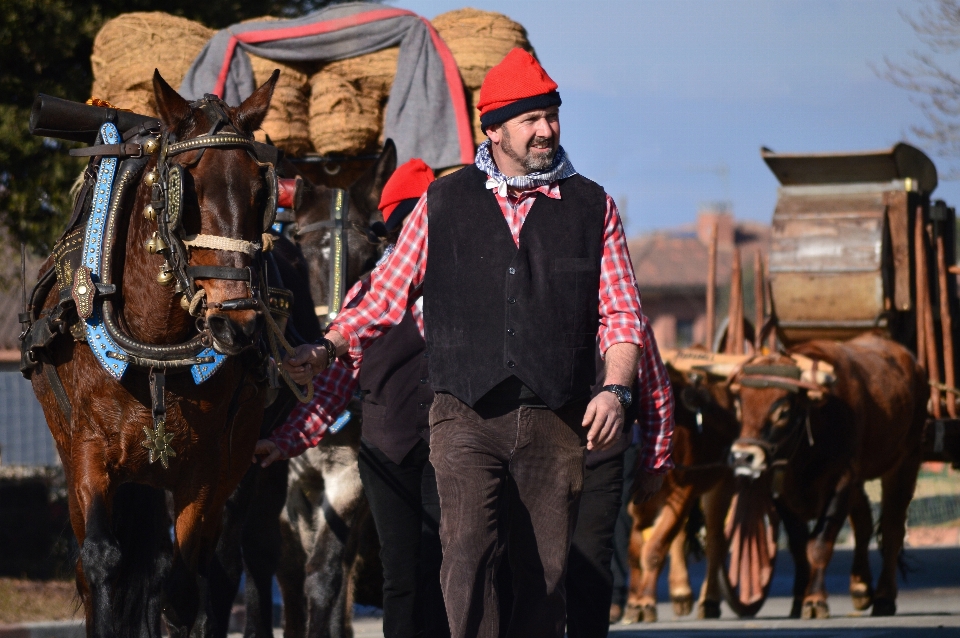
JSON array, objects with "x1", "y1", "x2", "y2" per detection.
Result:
[
  {"x1": 419, "y1": 402, "x2": 428, "y2": 409},
  {"x1": 507, "y1": 297, "x2": 516, "y2": 304},
  {"x1": 507, "y1": 328, "x2": 515, "y2": 336},
  {"x1": 507, "y1": 360, "x2": 516, "y2": 368},
  {"x1": 420, "y1": 378, "x2": 428, "y2": 384},
  {"x1": 508, "y1": 267, "x2": 516, "y2": 275}
]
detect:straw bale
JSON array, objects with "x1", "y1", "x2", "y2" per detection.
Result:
[
  {"x1": 307, "y1": 47, "x2": 399, "y2": 156},
  {"x1": 91, "y1": 12, "x2": 214, "y2": 117},
  {"x1": 248, "y1": 51, "x2": 313, "y2": 156},
  {"x1": 432, "y1": 9, "x2": 534, "y2": 144}
]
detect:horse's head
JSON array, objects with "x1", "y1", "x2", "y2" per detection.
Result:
[
  {"x1": 728, "y1": 353, "x2": 814, "y2": 480},
  {"x1": 294, "y1": 140, "x2": 398, "y2": 323},
  {"x1": 148, "y1": 70, "x2": 279, "y2": 353}
]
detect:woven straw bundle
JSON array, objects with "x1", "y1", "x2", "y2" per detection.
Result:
[
  {"x1": 308, "y1": 47, "x2": 399, "y2": 156},
  {"x1": 90, "y1": 12, "x2": 214, "y2": 116},
  {"x1": 432, "y1": 9, "x2": 534, "y2": 145}
]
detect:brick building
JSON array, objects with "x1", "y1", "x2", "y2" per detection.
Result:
[{"x1": 630, "y1": 206, "x2": 770, "y2": 349}]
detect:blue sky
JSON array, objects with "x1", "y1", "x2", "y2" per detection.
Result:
[{"x1": 393, "y1": 0, "x2": 958, "y2": 237}]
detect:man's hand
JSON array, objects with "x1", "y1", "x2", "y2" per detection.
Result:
[
  {"x1": 252, "y1": 439, "x2": 284, "y2": 468},
  {"x1": 582, "y1": 391, "x2": 623, "y2": 451},
  {"x1": 282, "y1": 344, "x2": 328, "y2": 384},
  {"x1": 631, "y1": 470, "x2": 664, "y2": 504}
]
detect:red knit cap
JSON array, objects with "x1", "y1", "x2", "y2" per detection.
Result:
[
  {"x1": 477, "y1": 48, "x2": 561, "y2": 131},
  {"x1": 379, "y1": 158, "x2": 434, "y2": 227}
]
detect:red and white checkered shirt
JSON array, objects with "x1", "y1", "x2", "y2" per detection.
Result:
[
  {"x1": 635, "y1": 314, "x2": 675, "y2": 474},
  {"x1": 329, "y1": 180, "x2": 645, "y2": 367}
]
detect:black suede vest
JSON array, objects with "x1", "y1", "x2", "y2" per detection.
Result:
[
  {"x1": 423, "y1": 165, "x2": 607, "y2": 410},
  {"x1": 358, "y1": 309, "x2": 433, "y2": 464}
]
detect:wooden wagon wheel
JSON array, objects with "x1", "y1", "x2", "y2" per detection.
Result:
[{"x1": 717, "y1": 480, "x2": 780, "y2": 617}]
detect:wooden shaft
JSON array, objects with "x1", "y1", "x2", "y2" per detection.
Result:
[
  {"x1": 727, "y1": 248, "x2": 744, "y2": 355},
  {"x1": 706, "y1": 222, "x2": 718, "y2": 350},
  {"x1": 754, "y1": 250, "x2": 764, "y2": 351},
  {"x1": 915, "y1": 208, "x2": 927, "y2": 373},
  {"x1": 917, "y1": 210, "x2": 941, "y2": 417},
  {"x1": 937, "y1": 233, "x2": 956, "y2": 417}
]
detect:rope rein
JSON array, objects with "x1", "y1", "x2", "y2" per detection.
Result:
[{"x1": 183, "y1": 234, "x2": 261, "y2": 257}]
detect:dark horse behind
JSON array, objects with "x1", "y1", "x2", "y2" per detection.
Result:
[{"x1": 22, "y1": 71, "x2": 284, "y2": 637}]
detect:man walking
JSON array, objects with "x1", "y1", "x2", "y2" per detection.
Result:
[{"x1": 285, "y1": 48, "x2": 650, "y2": 638}]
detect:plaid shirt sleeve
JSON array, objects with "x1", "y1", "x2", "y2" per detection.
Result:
[
  {"x1": 598, "y1": 195, "x2": 645, "y2": 355},
  {"x1": 635, "y1": 315, "x2": 675, "y2": 474},
  {"x1": 327, "y1": 194, "x2": 428, "y2": 368}
]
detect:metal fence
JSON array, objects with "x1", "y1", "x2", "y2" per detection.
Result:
[{"x1": 0, "y1": 370, "x2": 58, "y2": 466}]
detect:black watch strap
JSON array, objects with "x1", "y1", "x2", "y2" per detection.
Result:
[
  {"x1": 601, "y1": 384, "x2": 632, "y2": 408},
  {"x1": 318, "y1": 337, "x2": 337, "y2": 366}
]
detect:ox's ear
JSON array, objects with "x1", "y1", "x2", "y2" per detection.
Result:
[
  {"x1": 351, "y1": 138, "x2": 398, "y2": 217},
  {"x1": 235, "y1": 70, "x2": 279, "y2": 136},
  {"x1": 153, "y1": 70, "x2": 191, "y2": 126}
]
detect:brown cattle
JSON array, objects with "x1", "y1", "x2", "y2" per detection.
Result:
[
  {"x1": 729, "y1": 333, "x2": 927, "y2": 618},
  {"x1": 624, "y1": 367, "x2": 740, "y2": 622}
]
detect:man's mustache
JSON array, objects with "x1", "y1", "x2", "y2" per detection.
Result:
[{"x1": 529, "y1": 136, "x2": 555, "y2": 149}]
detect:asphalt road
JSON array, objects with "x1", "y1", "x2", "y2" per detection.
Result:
[{"x1": 346, "y1": 547, "x2": 960, "y2": 637}]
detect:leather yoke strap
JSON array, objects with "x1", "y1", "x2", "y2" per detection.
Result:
[
  {"x1": 44, "y1": 363, "x2": 72, "y2": 423},
  {"x1": 69, "y1": 143, "x2": 143, "y2": 158}
]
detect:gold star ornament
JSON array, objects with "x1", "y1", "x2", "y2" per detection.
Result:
[{"x1": 141, "y1": 420, "x2": 177, "y2": 469}]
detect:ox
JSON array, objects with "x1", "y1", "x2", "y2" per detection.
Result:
[
  {"x1": 729, "y1": 333, "x2": 927, "y2": 618},
  {"x1": 624, "y1": 362, "x2": 740, "y2": 622}
]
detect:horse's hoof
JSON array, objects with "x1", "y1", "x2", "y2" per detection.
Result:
[
  {"x1": 801, "y1": 599, "x2": 829, "y2": 620},
  {"x1": 671, "y1": 593, "x2": 694, "y2": 617},
  {"x1": 697, "y1": 600, "x2": 721, "y2": 619},
  {"x1": 609, "y1": 603, "x2": 624, "y2": 624},
  {"x1": 620, "y1": 604, "x2": 642, "y2": 624},
  {"x1": 872, "y1": 598, "x2": 897, "y2": 616},
  {"x1": 850, "y1": 583, "x2": 874, "y2": 611},
  {"x1": 641, "y1": 604, "x2": 658, "y2": 623}
]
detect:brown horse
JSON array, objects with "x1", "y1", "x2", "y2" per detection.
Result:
[
  {"x1": 624, "y1": 365, "x2": 740, "y2": 622},
  {"x1": 26, "y1": 72, "x2": 279, "y2": 637},
  {"x1": 729, "y1": 333, "x2": 927, "y2": 618}
]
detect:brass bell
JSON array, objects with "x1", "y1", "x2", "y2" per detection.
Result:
[
  {"x1": 143, "y1": 138, "x2": 160, "y2": 155},
  {"x1": 179, "y1": 294, "x2": 190, "y2": 311},
  {"x1": 157, "y1": 264, "x2": 174, "y2": 286},
  {"x1": 143, "y1": 204, "x2": 157, "y2": 222},
  {"x1": 144, "y1": 169, "x2": 160, "y2": 186},
  {"x1": 145, "y1": 236, "x2": 158, "y2": 254}
]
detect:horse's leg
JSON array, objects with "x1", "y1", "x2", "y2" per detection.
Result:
[
  {"x1": 304, "y1": 451, "x2": 365, "y2": 638},
  {"x1": 698, "y1": 477, "x2": 732, "y2": 619},
  {"x1": 667, "y1": 527, "x2": 694, "y2": 617},
  {"x1": 72, "y1": 444, "x2": 122, "y2": 638},
  {"x1": 634, "y1": 484, "x2": 693, "y2": 623},
  {"x1": 199, "y1": 465, "x2": 257, "y2": 638},
  {"x1": 241, "y1": 459, "x2": 289, "y2": 636},
  {"x1": 874, "y1": 451, "x2": 922, "y2": 616},
  {"x1": 848, "y1": 481, "x2": 874, "y2": 611},
  {"x1": 277, "y1": 508, "x2": 308, "y2": 638}
]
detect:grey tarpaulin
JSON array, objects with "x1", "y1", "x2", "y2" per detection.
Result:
[{"x1": 179, "y1": 1, "x2": 474, "y2": 168}]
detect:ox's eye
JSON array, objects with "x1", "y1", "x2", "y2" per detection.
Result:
[
  {"x1": 769, "y1": 403, "x2": 791, "y2": 428},
  {"x1": 734, "y1": 398, "x2": 742, "y2": 423}
]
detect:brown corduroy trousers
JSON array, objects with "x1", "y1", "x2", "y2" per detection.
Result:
[{"x1": 428, "y1": 392, "x2": 587, "y2": 638}]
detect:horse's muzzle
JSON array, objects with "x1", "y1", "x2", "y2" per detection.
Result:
[
  {"x1": 729, "y1": 442, "x2": 767, "y2": 479},
  {"x1": 207, "y1": 310, "x2": 260, "y2": 355}
]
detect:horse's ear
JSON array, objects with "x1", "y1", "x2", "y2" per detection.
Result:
[
  {"x1": 234, "y1": 69, "x2": 279, "y2": 135},
  {"x1": 153, "y1": 70, "x2": 191, "y2": 126},
  {"x1": 351, "y1": 139, "x2": 398, "y2": 215}
]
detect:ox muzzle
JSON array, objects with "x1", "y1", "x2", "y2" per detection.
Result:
[{"x1": 729, "y1": 441, "x2": 768, "y2": 479}]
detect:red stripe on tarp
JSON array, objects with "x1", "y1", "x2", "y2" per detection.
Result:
[
  {"x1": 421, "y1": 17, "x2": 475, "y2": 165},
  {"x1": 211, "y1": 8, "x2": 476, "y2": 163}
]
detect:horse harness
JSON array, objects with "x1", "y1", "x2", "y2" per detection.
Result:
[{"x1": 20, "y1": 95, "x2": 296, "y2": 469}]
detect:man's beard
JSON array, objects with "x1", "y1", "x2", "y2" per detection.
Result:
[{"x1": 500, "y1": 127, "x2": 557, "y2": 173}]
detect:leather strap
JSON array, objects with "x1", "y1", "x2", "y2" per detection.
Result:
[
  {"x1": 44, "y1": 363, "x2": 72, "y2": 422},
  {"x1": 69, "y1": 143, "x2": 143, "y2": 158},
  {"x1": 187, "y1": 265, "x2": 250, "y2": 281}
]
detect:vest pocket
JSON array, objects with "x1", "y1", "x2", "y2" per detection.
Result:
[{"x1": 563, "y1": 332, "x2": 597, "y2": 349}]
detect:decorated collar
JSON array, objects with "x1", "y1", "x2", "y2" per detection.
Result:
[{"x1": 475, "y1": 140, "x2": 577, "y2": 197}]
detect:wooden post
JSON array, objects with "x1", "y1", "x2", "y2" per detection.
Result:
[
  {"x1": 916, "y1": 210, "x2": 941, "y2": 418},
  {"x1": 754, "y1": 250, "x2": 765, "y2": 351},
  {"x1": 937, "y1": 233, "x2": 956, "y2": 417},
  {"x1": 706, "y1": 222, "x2": 718, "y2": 350},
  {"x1": 726, "y1": 248, "x2": 744, "y2": 355},
  {"x1": 916, "y1": 209, "x2": 928, "y2": 373}
]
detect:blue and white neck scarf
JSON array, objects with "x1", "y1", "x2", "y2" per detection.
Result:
[{"x1": 475, "y1": 140, "x2": 577, "y2": 197}]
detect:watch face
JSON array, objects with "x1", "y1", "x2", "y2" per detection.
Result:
[{"x1": 623, "y1": 389, "x2": 633, "y2": 404}]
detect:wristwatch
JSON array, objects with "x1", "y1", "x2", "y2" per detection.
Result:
[{"x1": 601, "y1": 384, "x2": 633, "y2": 408}]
